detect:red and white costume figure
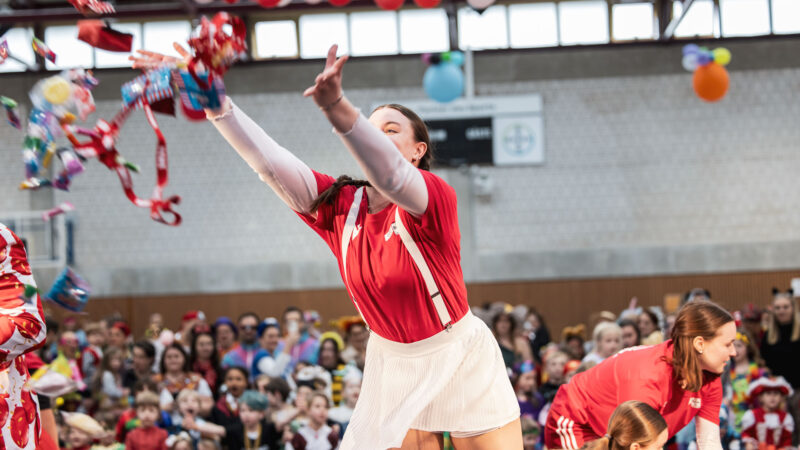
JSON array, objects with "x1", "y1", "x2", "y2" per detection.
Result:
[
  {"x1": 0, "y1": 223, "x2": 47, "y2": 449},
  {"x1": 544, "y1": 341, "x2": 723, "y2": 449},
  {"x1": 208, "y1": 99, "x2": 519, "y2": 449},
  {"x1": 741, "y1": 377, "x2": 795, "y2": 448}
]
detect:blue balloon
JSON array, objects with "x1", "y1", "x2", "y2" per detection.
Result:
[
  {"x1": 682, "y1": 44, "x2": 700, "y2": 56},
  {"x1": 449, "y1": 51, "x2": 465, "y2": 67},
  {"x1": 697, "y1": 51, "x2": 713, "y2": 65},
  {"x1": 423, "y1": 62, "x2": 464, "y2": 103}
]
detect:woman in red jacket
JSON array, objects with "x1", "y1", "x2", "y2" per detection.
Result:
[{"x1": 545, "y1": 301, "x2": 736, "y2": 450}]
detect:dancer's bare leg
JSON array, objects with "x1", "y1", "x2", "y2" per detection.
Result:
[
  {"x1": 393, "y1": 429, "x2": 444, "y2": 450},
  {"x1": 451, "y1": 418, "x2": 522, "y2": 450}
]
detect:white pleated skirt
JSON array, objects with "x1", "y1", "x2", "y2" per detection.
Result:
[{"x1": 339, "y1": 310, "x2": 520, "y2": 450}]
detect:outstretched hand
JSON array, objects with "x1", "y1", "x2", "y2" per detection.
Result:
[
  {"x1": 303, "y1": 44, "x2": 349, "y2": 110},
  {"x1": 129, "y1": 42, "x2": 191, "y2": 70}
]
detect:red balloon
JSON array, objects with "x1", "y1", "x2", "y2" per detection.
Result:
[
  {"x1": 693, "y1": 62, "x2": 729, "y2": 102},
  {"x1": 258, "y1": 0, "x2": 280, "y2": 7},
  {"x1": 329, "y1": 0, "x2": 350, "y2": 6},
  {"x1": 375, "y1": 0, "x2": 403, "y2": 9},
  {"x1": 414, "y1": 0, "x2": 440, "y2": 7}
]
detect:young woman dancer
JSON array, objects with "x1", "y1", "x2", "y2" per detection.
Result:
[
  {"x1": 133, "y1": 44, "x2": 520, "y2": 449},
  {"x1": 545, "y1": 301, "x2": 735, "y2": 450}
]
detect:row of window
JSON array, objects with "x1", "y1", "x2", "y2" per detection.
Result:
[{"x1": 1, "y1": 0, "x2": 798, "y2": 72}]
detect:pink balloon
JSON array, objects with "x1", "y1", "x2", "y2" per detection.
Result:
[{"x1": 467, "y1": 0, "x2": 494, "y2": 9}]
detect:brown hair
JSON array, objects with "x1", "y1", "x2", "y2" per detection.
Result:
[
  {"x1": 583, "y1": 401, "x2": 667, "y2": 450},
  {"x1": 766, "y1": 291, "x2": 800, "y2": 345},
  {"x1": 669, "y1": 301, "x2": 734, "y2": 392},
  {"x1": 308, "y1": 104, "x2": 433, "y2": 214},
  {"x1": 135, "y1": 391, "x2": 160, "y2": 409}
]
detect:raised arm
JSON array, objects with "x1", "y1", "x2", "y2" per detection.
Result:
[
  {"x1": 131, "y1": 45, "x2": 320, "y2": 215},
  {"x1": 303, "y1": 45, "x2": 429, "y2": 217},
  {"x1": 206, "y1": 99, "x2": 320, "y2": 215}
]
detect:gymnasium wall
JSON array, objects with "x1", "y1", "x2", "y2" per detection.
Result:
[{"x1": 2, "y1": 36, "x2": 800, "y2": 332}]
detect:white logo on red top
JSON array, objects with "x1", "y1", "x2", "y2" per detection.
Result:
[
  {"x1": 352, "y1": 224, "x2": 362, "y2": 239},
  {"x1": 689, "y1": 398, "x2": 702, "y2": 409}
]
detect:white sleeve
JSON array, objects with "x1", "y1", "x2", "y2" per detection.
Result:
[
  {"x1": 102, "y1": 371, "x2": 123, "y2": 398},
  {"x1": 260, "y1": 353, "x2": 291, "y2": 378},
  {"x1": 208, "y1": 98, "x2": 319, "y2": 214},
  {"x1": 197, "y1": 379, "x2": 213, "y2": 398},
  {"x1": 159, "y1": 388, "x2": 174, "y2": 409},
  {"x1": 784, "y1": 412, "x2": 795, "y2": 433},
  {"x1": 696, "y1": 417, "x2": 723, "y2": 450},
  {"x1": 336, "y1": 114, "x2": 428, "y2": 217}
]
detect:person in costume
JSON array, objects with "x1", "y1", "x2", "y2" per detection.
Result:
[
  {"x1": 132, "y1": 40, "x2": 521, "y2": 449},
  {"x1": 741, "y1": 376, "x2": 795, "y2": 450},
  {"x1": 729, "y1": 328, "x2": 766, "y2": 436},
  {"x1": 0, "y1": 223, "x2": 47, "y2": 449},
  {"x1": 545, "y1": 301, "x2": 736, "y2": 450}
]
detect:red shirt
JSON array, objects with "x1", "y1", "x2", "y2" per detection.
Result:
[
  {"x1": 299, "y1": 170, "x2": 469, "y2": 343},
  {"x1": 124, "y1": 426, "x2": 168, "y2": 450},
  {"x1": 554, "y1": 341, "x2": 722, "y2": 438}
]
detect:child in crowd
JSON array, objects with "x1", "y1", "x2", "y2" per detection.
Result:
[
  {"x1": 582, "y1": 322, "x2": 623, "y2": 365},
  {"x1": 539, "y1": 349, "x2": 568, "y2": 404},
  {"x1": 729, "y1": 329, "x2": 766, "y2": 436},
  {"x1": 184, "y1": 390, "x2": 281, "y2": 449},
  {"x1": 583, "y1": 401, "x2": 668, "y2": 450},
  {"x1": 741, "y1": 376, "x2": 795, "y2": 450},
  {"x1": 115, "y1": 379, "x2": 172, "y2": 442},
  {"x1": 166, "y1": 431, "x2": 193, "y2": 450},
  {"x1": 265, "y1": 376, "x2": 298, "y2": 431},
  {"x1": 327, "y1": 368, "x2": 363, "y2": 434},
  {"x1": 211, "y1": 366, "x2": 249, "y2": 427},
  {"x1": 512, "y1": 360, "x2": 544, "y2": 421},
  {"x1": 80, "y1": 322, "x2": 105, "y2": 383},
  {"x1": 96, "y1": 347, "x2": 127, "y2": 403},
  {"x1": 521, "y1": 415, "x2": 541, "y2": 450},
  {"x1": 63, "y1": 412, "x2": 107, "y2": 450},
  {"x1": 172, "y1": 388, "x2": 212, "y2": 440},
  {"x1": 124, "y1": 391, "x2": 169, "y2": 449},
  {"x1": 287, "y1": 393, "x2": 340, "y2": 450}
]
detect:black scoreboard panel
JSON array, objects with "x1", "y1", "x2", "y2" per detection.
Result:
[{"x1": 425, "y1": 117, "x2": 493, "y2": 167}]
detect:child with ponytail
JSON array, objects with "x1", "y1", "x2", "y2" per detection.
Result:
[{"x1": 583, "y1": 401, "x2": 668, "y2": 450}]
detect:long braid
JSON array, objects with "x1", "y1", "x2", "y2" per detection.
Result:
[{"x1": 309, "y1": 175, "x2": 372, "y2": 214}]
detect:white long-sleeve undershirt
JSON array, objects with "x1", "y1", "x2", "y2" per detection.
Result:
[
  {"x1": 695, "y1": 417, "x2": 723, "y2": 450},
  {"x1": 208, "y1": 99, "x2": 430, "y2": 217}
]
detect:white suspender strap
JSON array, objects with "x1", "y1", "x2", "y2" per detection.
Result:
[
  {"x1": 341, "y1": 187, "x2": 368, "y2": 327},
  {"x1": 393, "y1": 207, "x2": 453, "y2": 330}
]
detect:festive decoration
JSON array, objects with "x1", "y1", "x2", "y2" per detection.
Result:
[
  {"x1": 44, "y1": 267, "x2": 90, "y2": 312},
  {"x1": 467, "y1": 0, "x2": 495, "y2": 10},
  {"x1": 257, "y1": 0, "x2": 281, "y2": 8},
  {"x1": 67, "y1": 0, "x2": 115, "y2": 15},
  {"x1": 42, "y1": 202, "x2": 74, "y2": 221},
  {"x1": 1, "y1": 96, "x2": 21, "y2": 129},
  {"x1": 421, "y1": 51, "x2": 465, "y2": 103},
  {"x1": 413, "y1": 0, "x2": 440, "y2": 8},
  {"x1": 32, "y1": 37, "x2": 56, "y2": 64},
  {"x1": 375, "y1": 0, "x2": 404, "y2": 10},
  {"x1": 20, "y1": 69, "x2": 97, "y2": 192},
  {"x1": 77, "y1": 21, "x2": 133, "y2": 53},
  {"x1": 682, "y1": 44, "x2": 731, "y2": 102},
  {"x1": 0, "y1": 39, "x2": 8, "y2": 64},
  {"x1": 329, "y1": 0, "x2": 351, "y2": 6}
]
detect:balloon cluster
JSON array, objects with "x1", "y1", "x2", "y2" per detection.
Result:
[
  {"x1": 682, "y1": 44, "x2": 731, "y2": 102},
  {"x1": 422, "y1": 51, "x2": 465, "y2": 104}
]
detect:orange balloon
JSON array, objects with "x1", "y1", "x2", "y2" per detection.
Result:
[{"x1": 693, "y1": 63, "x2": 729, "y2": 102}]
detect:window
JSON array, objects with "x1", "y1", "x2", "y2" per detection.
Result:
[
  {"x1": 612, "y1": 2, "x2": 655, "y2": 41},
  {"x1": 771, "y1": 0, "x2": 800, "y2": 34},
  {"x1": 350, "y1": 11, "x2": 398, "y2": 56},
  {"x1": 673, "y1": 0, "x2": 715, "y2": 37},
  {"x1": 299, "y1": 14, "x2": 349, "y2": 59},
  {"x1": 458, "y1": 6, "x2": 509, "y2": 50},
  {"x1": 142, "y1": 21, "x2": 192, "y2": 59},
  {"x1": 720, "y1": 0, "x2": 770, "y2": 37},
  {"x1": 399, "y1": 9, "x2": 449, "y2": 54},
  {"x1": 95, "y1": 23, "x2": 142, "y2": 68},
  {"x1": 558, "y1": 1, "x2": 609, "y2": 45},
  {"x1": 509, "y1": 3, "x2": 558, "y2": 48},
  {"x1": 254, "y1": 21, "x2": 298, "y2": 58},
  {"x1": 0, "y1": 28, "x2": 35, "y2": 73},
  {"x1": 44, "y1": 25, "x2": 93, "y2": 70}
]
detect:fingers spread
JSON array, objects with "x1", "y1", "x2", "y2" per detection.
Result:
[
  {"x1": 303, "y1": 86, "x2": 316, "y2": 97},
  {"x1": 325, "y1": 44, "x2": 338, "y2": 69}
]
